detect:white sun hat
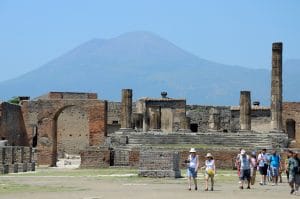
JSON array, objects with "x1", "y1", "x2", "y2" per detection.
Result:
[{"x1": 189, "y1": 148, "x2": 196, "y2": 153}]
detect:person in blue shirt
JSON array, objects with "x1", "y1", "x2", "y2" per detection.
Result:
[{"x1": 269, "y1": 149, "x2": 281, "y2": 185}]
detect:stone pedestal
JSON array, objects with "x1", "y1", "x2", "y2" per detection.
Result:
[
  {"x1": 208, "y1": 108, "x2": 220, "y2": 131},
  {"x1": 240, "y1": 91, "x2": 251, "y2": 131},
  {"x1": 270, "y1": 42, "x2": 283, "y2": 132}
]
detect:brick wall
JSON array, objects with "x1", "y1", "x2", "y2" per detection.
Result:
[
  {"x1": 80, "y1": 147, "x2": 110, "y2": 168},
  {"x1": 21, "y1": 94, "x2": 107, "y2": 166},
  {"x1": 283, "y1": 102, "x2": 300, "y2": 143},
  {"x1": 0, "y1": 102, "x2": 28, "y2": 146}
]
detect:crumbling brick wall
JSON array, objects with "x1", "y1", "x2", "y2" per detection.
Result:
[
  {"x1": 0, "y1": 102, "x2": 28, "y2": 146},
  {"x1": 21, "y1": 92, "x2": 107, "y2": 166},
  {"x1": 80, "y1": 147, "x2": 110, "y2": 168},
  {"x1": 283, "y1": 102, "x2": 300, "y2": 143}
]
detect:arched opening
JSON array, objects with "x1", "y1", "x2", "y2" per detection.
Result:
[
  {"x1": 286, "y1": 119, "x2": 296, "y2": 139},
  {"x1": 190, "y1": 123, "x2": 198, "y2": 132},
  {"x1": 54, "y1": 105, "x2": 89, "y2": 167}
]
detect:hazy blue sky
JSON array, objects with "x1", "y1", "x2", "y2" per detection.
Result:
[{"x1": 0, "y1": 0, "x2": 299, "y2": 82}]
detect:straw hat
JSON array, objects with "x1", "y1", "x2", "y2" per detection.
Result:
[
  {"x1": 206, "y1": 153, "x2": 213, "y2": 158},
  {"x1": 189, "y1": 148, "x2": 196, "y2": 153}
]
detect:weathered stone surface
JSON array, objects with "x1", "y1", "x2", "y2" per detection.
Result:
[
  {"x1": 240, "y1": 91, "x2": 251, "y2": 130},
  {"x1": 138, "y1": 150, "x2": 181, "y2": 178},
  {"x1": 80, "y1": 147, "x2": 110, "y2": 168},
  {"x1": 271, "y1": 42, "x2": 283, "y2": 131},
  {"x1": 120, "y1": 89, "x2": 133, "y2": 129}
]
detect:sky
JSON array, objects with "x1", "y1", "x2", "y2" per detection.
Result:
[{"x1": 0, "y1": 0, "x2": 299, "y2": 82}]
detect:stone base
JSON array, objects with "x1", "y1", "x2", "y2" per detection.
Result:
[
  {"x1": 138, "y1": 170, "x2": 181, "y2": 178},
  {"x1": 269, "y1": 130, "x2": 284, "y2": 134},
  {"x1": 115, "y1": 128, "x2": 134, "y2": 134}
]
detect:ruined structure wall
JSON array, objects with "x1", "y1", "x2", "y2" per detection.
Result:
[
  {"x1": 21, "y1": 98, "x2": 107, "y2": 166},
  {"x1": 186, "y1": 105, "x2": 231, "y2": 132},
  {"x1": 283, "y1": 102, "x2": 300, "y2": 142},
  {"x1": 0, "y1": 102, "x2": 28, "y2": 146},
  {"x1": 187, "y1": 105, "x2": 271, "y2": 133},
  {"x1": 57, "y1": 106, "x2": 89, "y2": 157}
]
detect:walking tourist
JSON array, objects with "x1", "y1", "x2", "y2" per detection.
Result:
[
  {"x1": 202, "y1": 153, "x2": 216, "y2": 191},
  {"x1": 237, "y1": 149, "x2": 252, "y2": 189},
  {"x1": 287, "y1": 150, "x2": 299, "y2": 194},
  {"x1": 269, "y1": 149, "x2": 281, "y2": 186},
  {"x1": 258, "y1": 148, "x2": 268, "y2": 185},
  {"x1": 250, "y1": 151, "x2": 257, "y2": 185},
  {"x1": 186, "y1": 148, "x2": 199, "y2": 191}
]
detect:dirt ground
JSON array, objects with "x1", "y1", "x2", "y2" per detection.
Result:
[{"x1": 0, "y1": 168, "x2": 296, "y2": 199}]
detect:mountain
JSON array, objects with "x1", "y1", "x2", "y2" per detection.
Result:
[{"x1": 0, "y1": 31, "x2": 299, "y2": 105}]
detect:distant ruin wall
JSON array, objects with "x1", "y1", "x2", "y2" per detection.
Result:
[
  {"x1": 138, "y1": 150, "x2": 181, "y2": 178},
  {"x1": 80, "y1": 147, "x2": 110, "y2": 168},
  {"x1": 0, "y1": 146, "x2": 35, "y2": 174},
  {"x1": 0, "y1": 102, "x2": 28, "y2": 146}
]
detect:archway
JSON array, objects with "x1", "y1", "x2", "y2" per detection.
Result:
[
  {"x1": 286, "y1": 119, "x2": 296, "y2": 139},
  {"x1": 55, "y1": 106, "x2": 89, "y2": 167}
]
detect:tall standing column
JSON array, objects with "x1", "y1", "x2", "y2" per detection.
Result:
[
  {"x1": 239, "y1": 91, "x2": 251, "y2": 131},
  {"x1": 270, "y1": 42, "x2": 283, "y2": 131},
  {"x1": 208, "y1": 108, "x2": 220, "y2": 131},
  {"x1": 120, "y1": 89, "x2": 132, "y2": 130}
]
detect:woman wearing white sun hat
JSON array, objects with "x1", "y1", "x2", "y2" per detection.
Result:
[
  {"x1": 201, "y1": 153, "x2": 216, "y2": 191},
  {"x1": 185, "y1": 148, "x2": 199, "y2": 191}
]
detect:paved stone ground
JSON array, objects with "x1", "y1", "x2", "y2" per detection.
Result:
[{"x1": 0, "y1": 169, "x2": 296, "y2": 199}]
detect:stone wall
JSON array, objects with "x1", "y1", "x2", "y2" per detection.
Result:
[
  {"x1": 21, "y1": 92, "x2": 107, "y2": 166},
  {"x1": 57, "y1": 106, "x2": 89, "y2": 157},
  {"x1": 187, "y1": 105, "x2": 271, "y2": 133},
  {"x1": 283, "y1": 102, "x2": 300, "y2": 143},
  {"x1": 0, "y1": 102, "x2": 28, "y2": 146},
  {"x1": 0, "y1": 146, "x2": 35, "y2": 174},
  {"x1": 138, "y1": 150, "x2": 181, "y2": 178},
  {"x1": 186, "y1": 105, "x2": 231, "y2": 132},
  {"x1": 80, "y1": 147, "x2": 110, "y2": 168}
]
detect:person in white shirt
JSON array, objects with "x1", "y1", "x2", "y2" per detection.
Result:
[
  {"x1": 186, "y1": 148, "x2": 199, "y2": 191},
  {"x1": 257, "y1": 148, "x2": 269, "y2": 185},
  {"x1": 201, "y1": 153, "x2": 216, "y2": 191}
]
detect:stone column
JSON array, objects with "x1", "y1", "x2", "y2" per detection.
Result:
[
  {"x1": 133, "y1": 113, "x2": 143, "y2": 131},
  {"x1": 270, "y1": 42, "x2": 283, "y2": 131},
  {"x1": 180, "y1": 116, "x2": 191, "y2": 131},
  {"x1": 208, "y1": 108, "x2": 220, "y2": 131},
  {"x1": 239, "y1": 91, "x2": 251, "y2": 131},
  {"x1": 149, "y1": 109, "x2": 161, "y2": 131},
  {"x1": 120, "y1": 89, "x2": 132, "y2": 130}
]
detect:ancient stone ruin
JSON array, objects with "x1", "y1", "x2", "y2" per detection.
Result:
[{"x1": 0, "y1": 42, "x2": 299, "y2": 177}]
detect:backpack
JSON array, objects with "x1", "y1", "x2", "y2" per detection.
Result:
[{"x1": 295, "y1": 158, "x2": 300, "y2": 174}]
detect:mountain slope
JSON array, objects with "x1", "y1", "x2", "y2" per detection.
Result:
[{"x1": 0, "y1": 31, "x2": 298, "y2": 105}]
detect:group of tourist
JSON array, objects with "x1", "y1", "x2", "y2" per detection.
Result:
[{"x1": 185, "y1": 147, "x2": 300, "y2": 195}]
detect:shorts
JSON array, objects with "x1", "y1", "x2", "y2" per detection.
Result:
[
  {"x1": 205, "y1": 170, "x2": 215, "y2": 178},
  {"x1": 187, "y1": 167, "x2": 197, "y2": 178},
  {"x1": 259, "y1": 164, "x2": 268, "y2": 175},
  {"x1": 240, "y1": 169, "x2": 251, "y2": 181},
  {"x1": 270, "y1": 166, "x2": 279, "y2": 177}
]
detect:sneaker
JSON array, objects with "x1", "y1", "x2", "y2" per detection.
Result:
[
  {"x1": 247, "y1": 186, "x2": 250, "y2": 189},
  {"x1": 291, "y1": 189, "x2": 295, "y2": 194},
  {"x1": 195, "y1": 187, "x2": 197, "y2": 191},
  {"x1": 272, "y1": 183, "x2": 275, "y2": 186},
  {"x1": 259, "y1": 182, "x2": 263, "y2": 185},
  {"x1": 239, "y1": 186, "x2": 244, "y2": 190}
]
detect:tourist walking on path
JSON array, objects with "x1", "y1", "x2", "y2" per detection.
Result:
[
  {"x1": 250, "y1": 151, "x2": 257, "y2": 185},
  {"x1": 201, "y1": 153, "x2": 216, "y2": 191},
  {"x1": 235, "y1": 148, "x2": 243, "y2": 184},
  {"x1": 258, "y1": 148, "x2": 269, "y2": 185},
  {"x1": 186, "y1": 148, "x2": 199, "y2": 191},
  {"x1": 238, "y1": 149, "x2": 252, "y2": 189},
  {"x1": 269, "y1": 149, "x2": 281, "y2": 186},
  {"x1": 287, "y1": 150, "x2": 299, "y2": 194}
]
